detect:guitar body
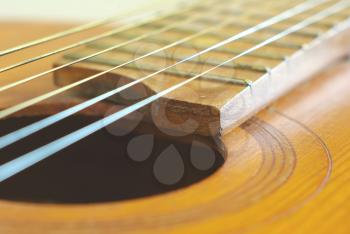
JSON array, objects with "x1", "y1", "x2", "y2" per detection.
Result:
[{"x1": 0, "y1": 19, "x2": 349, "y2": 234}]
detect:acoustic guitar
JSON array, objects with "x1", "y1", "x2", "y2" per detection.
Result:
[{"x1": 0, "y1": 0, "x2": 349, "y2": 233}]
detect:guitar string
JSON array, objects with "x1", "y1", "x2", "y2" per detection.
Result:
[
  {"x1": 0, "y1": 0, "x2": 347, "y2": 183},
  {"x1": 0, "y1": 0, "x2": 223, "y2": 74},
  {"x1": 0, "y1": 0, "x2": 201, "y2": 56},
  {"x1": 0, "y1": 0, "x2": 291, "y2": 58},
  {"x1": 0, "y1": 0, "x2": 248, "y2": 92},
  {"x1": 0, "y1": 0, "x2": 331, "y2": 148},
  {"x1": 0, "y1": 0, "x2": 329, "y2": 120},
  {"x1": 0, "y1": 0, "x2": 289, "y2": 91}
]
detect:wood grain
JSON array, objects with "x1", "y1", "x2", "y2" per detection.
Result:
[{"x1": 0, "y1": 20, "x2": 349, "y2": 234}]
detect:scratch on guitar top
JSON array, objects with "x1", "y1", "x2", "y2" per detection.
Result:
[
  {"x1": 233, "y1": 108, "x2": 334, "y2": 234},
  {"x1": 269, "y1": 107, "x2": 333, "y2": 209}
]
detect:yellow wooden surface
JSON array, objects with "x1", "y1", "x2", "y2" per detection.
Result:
[{"x1": 0, "y1": 17, "x2": 349, "y2": 234}]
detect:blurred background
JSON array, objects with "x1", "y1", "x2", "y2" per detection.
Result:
[{"x1": 0, "y1": 0, "x2": 183, "y2": 22}]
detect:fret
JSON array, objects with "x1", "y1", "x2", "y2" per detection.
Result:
[
  {"x1": 191, "y1": 3, "x2": 242, "y2": 16},
  {"x1": 64, "y1": 45, "x2": 264, "y2": 81},
  {"x1": 119, "y1": 27, "x2": 297, "y2": 57},
  {"x1": 52, "y1": 0, "x2": 350, "y2": 139},
  {"x1": 91, "y1": 35, "x2": 283, "y2": 72},
  {"x1": 163, "y1": 0, "x2": 305, "y2": 28},
  {"x1": 163, "y1": 0, "x2": 288, "y2": 24},
  {"x1": 158, "y1": 2, "x2": 244, "y2": 24},
  {"x1": 87, "y1": 41, "x2": 268, "y2": 73},
  {"x1": 192, "y1": 0, "x2": 283, "y2": 14},
  {"x1": 163, "y1": 14, "x2": 320, "y2": 38},
  {"x1": 140, "y1": 0, "x2": 271, "y2": 31},
  {"x1": 261, "y1": 17, "x2": 338, "y2": 32},
  {"x1": 227, "y1": 29, "x2": 313, "y2": 46},
  {"x1": 294, "y1": 12, "x2": 349, "y2": 27},
  {"x1": 247, "y1": 2, "x2": 350, "y2": 34},
  {"x1": 189, "y1": 1, "x2": 349, "y2": 39},
  {"x1": 229, "y1": 21, "x2": 320, "y2": 38},
  {"x1": 143, "y1": 22, "x2": 302, "y2": 50},
  {"x1": 193, "y1": 0, "x2": 291, "y2": 13},
  {"x1": 259, "y1": 0, "x2": 346, "y2": 16},
  {"x1": 107, "y1": 33, "x2": 286, "y2": 62},
  {"x1": 251, "y1": 12, "x2": 349, "y2": 28},
  {"x1": 63, "y1": 52, "x2": 252, "y2": 86}
]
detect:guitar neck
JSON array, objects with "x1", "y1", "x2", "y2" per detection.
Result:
[{"x1": 54, "y1": 0, "x2": 350, "y2": 136}]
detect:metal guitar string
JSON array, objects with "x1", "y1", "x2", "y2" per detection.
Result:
[
  {"x1": 0, "y1": 0, "x2": 331, "y2": 148},
  {"x1": 0, "y1": 0, "x2": 202, "y2": 57},
  {"x1": 0, "y1": 0, "x2": 248, "y2": 92},
  {"x1": 0, "y1": 0, "x2": 328, "y2": 120},
  {"x1": 0, "y1": 0, "x2": 222, "y2": 74},
  {"x1": 0, "y1": 0, "x2": 347, "y2": 182}
]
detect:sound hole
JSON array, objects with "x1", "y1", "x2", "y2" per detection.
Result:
[{"x1": 0, "y1": 113, "x2": 224, "y2": 204}]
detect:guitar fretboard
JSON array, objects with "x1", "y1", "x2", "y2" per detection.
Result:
[{"x1": 54, "y1": 0, "x2": 350, "y2": 135}]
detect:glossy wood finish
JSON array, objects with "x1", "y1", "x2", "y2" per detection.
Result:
[{"x1": 0, "y1": 19, "x2": 350, "y2": 234}]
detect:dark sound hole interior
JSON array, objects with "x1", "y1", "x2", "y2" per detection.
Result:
[{"x1": 0, "y1": 114, "x2": 224, "y2": 204}]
